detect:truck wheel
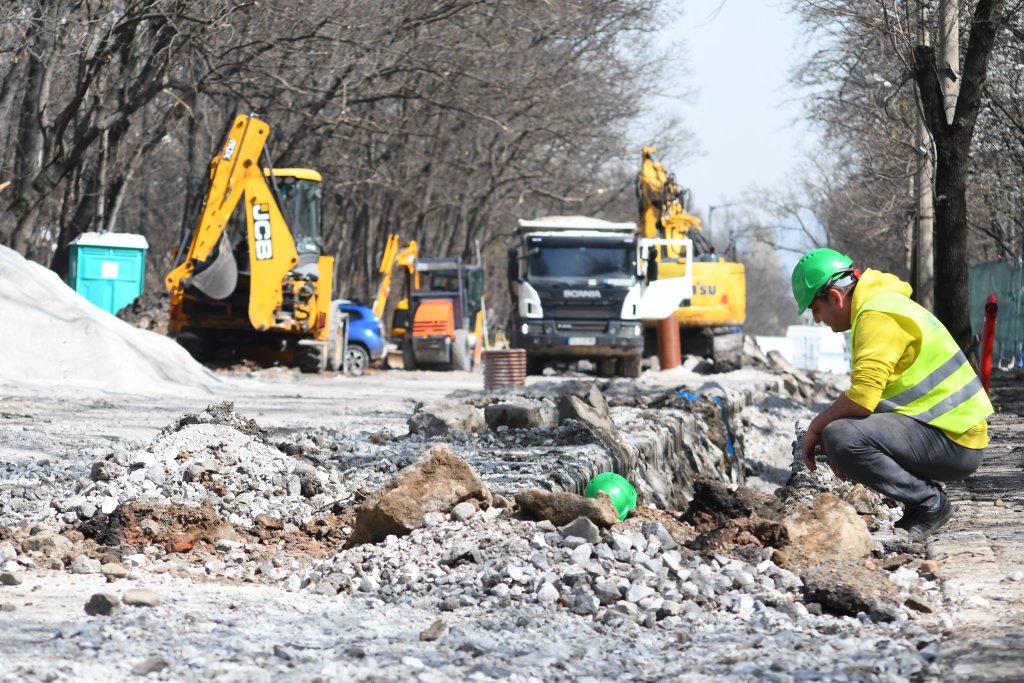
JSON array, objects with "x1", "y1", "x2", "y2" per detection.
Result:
[
  {"x1": 526, "y1": 355, "x2": 545, "y2": 376},
  {"x1": 295, "y1": 342, "x2": 327, "y2": 374},
  {"x1": 452, "y1": 330, "x2": 472, "y2": 372},
  {"x1": 621, "y1": 355, "x2": 642, "y2": 378},
  {"x1": 402, "y1": 339, "x2": 417, "y2": 371},
  {"x1": 598, "y1": 358, "x2": 618, "y2": 377}
]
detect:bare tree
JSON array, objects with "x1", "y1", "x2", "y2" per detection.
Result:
[
  {"x1": 787, "y1": 0, "x2": 1023, "y2": 347},
  {"x1": 1, "y1": 0, "x2": 683, "y2": 316},
  {"x1": 914, "y1": 0, "x2": 1009, "y2": 346}
]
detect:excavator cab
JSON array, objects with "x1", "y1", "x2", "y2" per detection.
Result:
[
  {"x1": 219, "y1": 169, "x2": 322, "y2": 277},
  {"x1": 272, "y1": 170, "x2": 323, "y2": 262}
]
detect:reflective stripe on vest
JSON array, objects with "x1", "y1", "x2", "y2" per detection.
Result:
[{"x1": 852, "y1": 291, "x2": 993, "y2": 434}]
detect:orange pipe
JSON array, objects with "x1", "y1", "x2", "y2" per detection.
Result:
[{"x1": 657, "y1": 314, "x2": 681, "y2": 370}]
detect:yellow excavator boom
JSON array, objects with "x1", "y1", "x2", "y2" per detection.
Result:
[
  {"x1": 166, "y1": 114, "x2": 300, "y2": 331},
  {"x1": 637, "y1": 146, "x2": 746, "y2": 329},
  {"x1": 372, "y1": 233, "x2": 418, "y2": 325},
  {"x1": 638, "y1": 147, "x2": 702, "y2": 259}
]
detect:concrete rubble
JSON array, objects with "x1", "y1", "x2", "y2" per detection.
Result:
[
  {"x1": 0, "y1": 376, "x2": 964, "y2": 681},
  {"x1": 1, "y1": 245, "x2": 1022, "y2": 680}
]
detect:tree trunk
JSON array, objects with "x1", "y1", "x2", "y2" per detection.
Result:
[
  {"x1": 913, "y1": 0, "x2": 1005, "y2": 350},
  {"x1": 9, "y1": 8, "x2": 52, "y2": 252},
  {"x1": 933, "y1": 139, "x2": 971, "y2": 347}
]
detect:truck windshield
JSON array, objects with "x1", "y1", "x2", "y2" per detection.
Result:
[{"x1": 528, "y1": 244, "x2": 635, "y2": 282}]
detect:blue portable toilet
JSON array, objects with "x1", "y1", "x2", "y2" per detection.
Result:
[{"x1": 68, "y1": 232, "x2": 149, "y2": 314}]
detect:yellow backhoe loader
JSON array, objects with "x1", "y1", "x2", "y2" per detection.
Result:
[
  {"x1": 637, "y1": 146, "x2": 746, "y2": 369},
  {"x1": 165, "y1": 114, "x2": 341, "y2": 372}
]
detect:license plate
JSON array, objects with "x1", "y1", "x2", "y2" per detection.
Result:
[{"x1": 568, "y1": 336, "x2": 596, "y2": 346}]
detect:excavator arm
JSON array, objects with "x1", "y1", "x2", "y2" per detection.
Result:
[
  {"x1": 165, "y1": 114, "x2": 300, "y2": 331},
  {"x1": 636, "y1": 146, "x2": 746, "y2": 337},
  {"x1": 637, "y1": 147, "x2": 704, "y2": 257},
  {"x1": 373, "y1": 233, "x2": 419, "y2": 333}
]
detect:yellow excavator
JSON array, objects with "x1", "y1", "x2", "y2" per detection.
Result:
[
  {"x1": 165, "y1": 114, "x2": 340, "y2": 372},
  {"x1": 637, "y1": 146, "x2": 746, "y2": 369}
]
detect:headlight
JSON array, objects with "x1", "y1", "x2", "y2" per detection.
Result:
[
  {"x1": 634, "y1": 324, "x2": 642, "y2": 336},
  {"x1": 521, "y1": 323, "x2": 530, "y2": 335}
]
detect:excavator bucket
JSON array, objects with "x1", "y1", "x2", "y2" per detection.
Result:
[{"x1": 189, "y1": 233, "x2": 238, "y2": 300}]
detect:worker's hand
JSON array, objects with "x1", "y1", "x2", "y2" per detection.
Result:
[{"x1": 800, "y1": 427, "x2": 822, "y2": 472}]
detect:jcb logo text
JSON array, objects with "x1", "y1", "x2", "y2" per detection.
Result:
[{"x1": 253, "y1": 204, "x2": 273, "y2": 260}]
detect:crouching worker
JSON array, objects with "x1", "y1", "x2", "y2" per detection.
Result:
[{"x1": 791, "y1": 248, "x2": 993, "y2": 540}]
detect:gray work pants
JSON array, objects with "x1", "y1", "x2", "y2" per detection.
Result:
[{"x1": 821, "y1": 413, "x2": 985, "y2": 510}]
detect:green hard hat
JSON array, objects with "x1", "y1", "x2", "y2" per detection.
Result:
[
  {"x1": 791, "y1": 248, "x2": 854, "y2": 314},
  {"x1": 584, "y1": 472, "x2": 637, "y2": 521}
]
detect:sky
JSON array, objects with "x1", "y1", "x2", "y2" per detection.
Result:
[{"x1": 644, "y1": 0, "x2": 815, "y2": 239}]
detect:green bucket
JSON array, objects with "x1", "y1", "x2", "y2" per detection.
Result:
[{"x1": 584, "y1": 472, "x2": 637, "y2": 521}]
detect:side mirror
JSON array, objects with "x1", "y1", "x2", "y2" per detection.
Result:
[
  {"x1": 646, "y1": 251, "x2": 659, "y2": 281},
  {"x1": 506, "y1": 247, "x2": 519, "y2": 282}
]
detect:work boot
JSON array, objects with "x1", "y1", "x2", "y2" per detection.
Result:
[
  {"x1": 898, "y1": 493, "x2": 954, "y2": 541},
  {"x1": 895, "y1": 506, "x2": 921, "y2": 531}
]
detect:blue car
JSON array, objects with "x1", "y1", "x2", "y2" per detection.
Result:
[{"x1": 334, "y1": 300, "x2": 385, "y2": 374}]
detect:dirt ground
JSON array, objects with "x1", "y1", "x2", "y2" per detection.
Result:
[{"x1": 930, "y1": 369, "x2": 1024, "y2": 681}]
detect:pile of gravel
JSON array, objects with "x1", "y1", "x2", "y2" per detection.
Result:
[
  {"x1": 6, "y1": 403, "x2": 352, "y2": 530},
  {"x1": 302, "y1": 505, "x2": 940, "y2": 624}
]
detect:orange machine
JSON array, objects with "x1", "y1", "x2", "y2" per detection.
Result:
[{"x1": 402, "y1": 257, "x2": 484, "y2": 371}]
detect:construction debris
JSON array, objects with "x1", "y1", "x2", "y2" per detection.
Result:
[{"x1": 1, "y1": 243, "x2": 1020, "y2": 680}]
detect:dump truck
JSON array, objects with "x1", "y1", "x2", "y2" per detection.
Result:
[
  {"x1": 508, "y1": 215, "x2": 693, "y2": 377},
  {"x1": 637, "y1": 147, "x2": 746, "y2": 370},
  {"x1": 165, "y1": 114, "x2": 341, "y2": 372}
]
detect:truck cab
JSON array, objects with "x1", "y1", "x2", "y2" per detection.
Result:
[{"x1": 508, "y1": 216, "x2": 692, "y2": 378}]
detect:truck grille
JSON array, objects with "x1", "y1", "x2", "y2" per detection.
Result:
[
  {"x1": 413, "y1": 319, "x2": 450, "y2": 336},
  {"x1": 555, "y1": 321, "x2": 608, "y2": 332},
  {"x1": 537, "y1": 286, "x2": 626, "y2": 321}
]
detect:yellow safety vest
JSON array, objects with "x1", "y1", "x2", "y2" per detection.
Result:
[{"x1": 851, "y1": 291, "x2": 993, "y2": 434}]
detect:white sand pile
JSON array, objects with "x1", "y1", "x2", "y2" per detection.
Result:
[{"x1": 0, "y1": 245, "x2": 222, "y2": 394}]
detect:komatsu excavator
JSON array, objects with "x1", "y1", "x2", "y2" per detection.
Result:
[
  {"x1": 165, "y1": 114, "x2": 340, "y2": 372},
  {"x1": 637, "y1": 146, "x2": 746, "y2": 370}
]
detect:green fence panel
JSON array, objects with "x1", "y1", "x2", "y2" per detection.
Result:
[{"x1": 969, "y1": 259, "x2": 1024, "y2": 369}]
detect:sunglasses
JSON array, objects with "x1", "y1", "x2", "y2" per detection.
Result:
[{"x1": 814, "y1": 269, "x2": 856, "y2": 299}]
